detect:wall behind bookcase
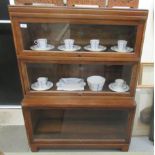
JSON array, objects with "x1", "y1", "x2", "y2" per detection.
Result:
[{"x1": 139, "y1": 0, "x2": 154, "y2": 63}]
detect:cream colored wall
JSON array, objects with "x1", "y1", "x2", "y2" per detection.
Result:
[
  {"x1": 133, "y1": 0, "x2": 154, "y2": 135},
  {"x1": 141, "y1": 65, "x2": 154, "y2": 85},
  {"x1": 133, "y1": 88, "x2": 154, "y2": 136},
  {"x1": 139, "y1": 0, "x2": 154, "y2": 62}
]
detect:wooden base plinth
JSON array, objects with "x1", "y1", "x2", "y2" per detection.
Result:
[
  {"x1": 29, "y1": 143, "x2": 129, "y2": 152},
  {"x1": 30, "y1": 145, "x2": 39, "y2": 152}
]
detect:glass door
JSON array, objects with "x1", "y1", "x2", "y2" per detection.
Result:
[
  {"x1": 22, "y1": 61, "x2": 137, "y2": 95},
  {"x1": 31, "y1": 108, "x2": 129, "y2": 142},
  {"x1": 19, "y1": 22, "x2": 137, "y2": 54}
]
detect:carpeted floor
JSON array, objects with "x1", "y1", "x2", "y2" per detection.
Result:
[{"x1": 0, "y1": 125, "x2": 154, "y2": 153}]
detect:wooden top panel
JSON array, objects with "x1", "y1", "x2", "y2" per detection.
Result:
[
  {"x1": 9, "y1": 6, "x2": 148, "y2": 21},
  {"x1": 22, "y1": 96, "x2": 136, "y2": 108}
]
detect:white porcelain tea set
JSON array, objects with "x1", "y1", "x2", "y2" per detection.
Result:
[
  {"x1": 31, "y1": 76, "x2": 129, "y2": 92},
  {"x1": 111, "y1": 40, "x2": 133, "y2": 53},
  {"x1": 58, "y1": 39, "x2": 81, "y2": 51},
  {"x1": 30, "y1": 38, "x2": 133, "y2": 52},
  {"x1": 87, "y1": 75, "x2": 106, "y2": 91},
  {"x1": 31, "y1": 77, "x2": 53, "y2": 91},
  {"x1": 108, "y1": 79, "x2": 129, "y2": 92},
  {"x1": 30, "y1": 38, "x2": 55, "y2": 51},
  {"x1": 84, "y1": 39, "x2": 107, "y2": 52},
  {"x1": 86, "y1": 76, "x2": 129, "y2": 92}
]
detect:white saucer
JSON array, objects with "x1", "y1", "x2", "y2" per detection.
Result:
[
  {"x1": 111, "y1": 46, "x2": 133, "y2": 53},
  {"x1": 84, "y1": 45, "x2": 107, "y2": 52},
  {"x1": 109, "y1": 83, "x2": 129, "y2": 92},
  {"x1": 31, "y1": 81, "x2": 53, "y2": 91},
  {"x1": 30, "y1": 44, "x2": 55, "y2": 51},
  {"x1": 57, "y1": 45, "x2": 81, "y2": 51}
]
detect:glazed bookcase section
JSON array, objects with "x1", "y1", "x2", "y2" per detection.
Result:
[
  {"x1": 30, "y1": 108, "x2": 129, "y2": 141},
  {"x1": 20, "y1": 23, "x2": 136, "y2": 53},
  {"x1": 9, "y1": 7, "x2": 148, "y2": 62},
  {"x1": 23, "y1": 62, "x2": 135, "y2": 95}
]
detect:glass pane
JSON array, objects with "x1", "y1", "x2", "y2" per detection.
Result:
[
  {"x1": 20, "y1": 23, "x2": 137, "y2": 52},
  {"x1": 26, "y1": 63, "x2": 132, "y2": 92},
  {"x1": 32, "y1": 109, "x2": 129, "y2": 140}
]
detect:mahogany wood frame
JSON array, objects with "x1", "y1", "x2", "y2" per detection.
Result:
[
  {"x1": 9, "y1": 6, "x2": 148, "y2": 152},
  {"x1": 19, "y1": 59, "x2": 138, "y2": 96},
  {"x1": 22, "y1": 96, "x2": 136, "y2": 151}
]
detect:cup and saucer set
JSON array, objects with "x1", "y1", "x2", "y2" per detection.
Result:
[
  {"x1": 111, "y1": 40, "x2": 133, "y2": 53},
  {"x1": 108, "y1": 79, "x2": 129, "y2": 92},
  {"x1": 30, "y1": 38, "x2": 55, "y2": 51},
  {"x1": 58, "y1": 39, "x2": 81, "y2": 51},
  {"x1": 31, "y1": 77, "x2": 53, "y2": 91},
  {"x1": 31, "y1": 77, "x2": 129, "y2": 93},
  {"x1": 30, "y1": 38, "x2": 133, "y2": 53},
  {"x1": 84, "y1": 39, "x2": 107, "y2": 52}
]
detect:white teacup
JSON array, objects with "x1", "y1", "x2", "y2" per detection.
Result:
[
  {"x1": 87, "y1": 75, "x2": 106, "y2": 91},
  {"x1": 90, "y1": 39, "x2": 100, "y2": 50},
  {"x1": 37, "y1": 77, "x2": 48, "y2": 88},
  {"x1": 115, "y1": 79, "x2": 126, "y2": 88},
  {"x1": 117, "y1": 40, "x2": 127, "y2": 51},
  {"x1": 34, "y1": 38, "x2": 47, "y2": 49},
  {"x1": 64, "y1": 39, "x2": 74, "y2": 49}
]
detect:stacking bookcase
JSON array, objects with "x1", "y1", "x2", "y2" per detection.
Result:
[{"x1": 9, "y1": 5, "x2": 148, "y2": 151}]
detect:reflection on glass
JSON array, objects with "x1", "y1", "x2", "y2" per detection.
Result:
[
  {"x1": 32, "y1": 109, "x2": 129, "y2": 140},
  {"x1": 20, "y1": 23, "x2": 137, "y2": 52},
  {"x1": 26, "y1": 63, "x2": 132, "y2": 92}
]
